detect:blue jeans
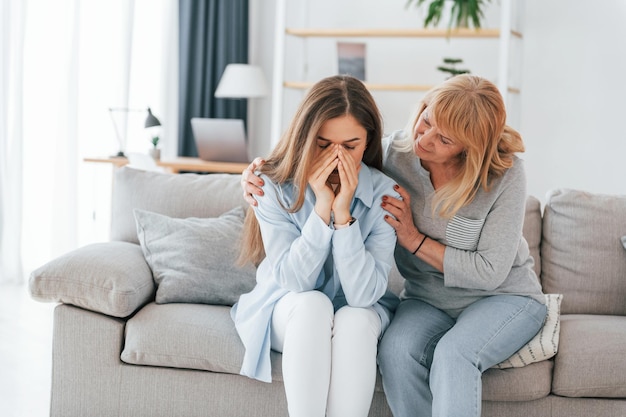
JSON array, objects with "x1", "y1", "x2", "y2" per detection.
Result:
[{"x1": 377, "y1": 295, "x2": 547, "y2": 417}]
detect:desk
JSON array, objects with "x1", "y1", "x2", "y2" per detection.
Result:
[{"x1": 84, "y1": 156, "x2": 249, "y2": 174}]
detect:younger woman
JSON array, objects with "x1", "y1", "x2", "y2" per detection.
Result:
[{"x1": 232, "y1": 75, "x2": 399, "y2": 417}]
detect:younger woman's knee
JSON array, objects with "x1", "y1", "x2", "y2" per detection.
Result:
[
  {"x1": 334, "y1": 306, "x2": 381, "y2": 338},
  {"x1": 288, "y1": 291, "x2": 334, "y2": 321}
]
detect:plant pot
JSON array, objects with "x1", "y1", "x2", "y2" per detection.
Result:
[{"x1": 149, "y1": 148, "x2": 161, "y2": 160}]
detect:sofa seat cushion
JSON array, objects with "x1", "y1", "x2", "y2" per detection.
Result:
[
  {"x1": 482, "y1": 360, "x2": 553, "y2": 401},
  {"x1": 553, "y1": 314, "x2": 626, "y2": 398},
  {"x1": 122, "y1": 303, "x2": 246, "y2": 374},
  {"x1": 123, "y1": 303, "x2": 552, "y2": 401}
]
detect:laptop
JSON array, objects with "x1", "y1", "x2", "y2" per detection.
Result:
[{"x1": 190, "y1": 118, "x2": 250, "y2": 163}]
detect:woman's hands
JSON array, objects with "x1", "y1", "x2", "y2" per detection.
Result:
[
  {"x1": 382, "y1": 183, "x2": 444, "y2": 271},
  {"x1": 332, "y1": 145, "x2": 359, "y2": 225},
  {"x1": 241, "y1": 147, "x2": 359, "y2": 226},
  {"x1": 241, "y1": 157, "x2": 266, "y2": 206},
  {"x1": 308, "y1": 144, "x2": 358, "y2": 225},
  {"x1": 381, "y1": 183, "x2": 423, "y2": 253},
  {"x1": 308, "y1": 145, "x2": 340, "y2": 224}
]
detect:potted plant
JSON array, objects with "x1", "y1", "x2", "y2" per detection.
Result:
[
  {"x1": 437, "y1": 57, "x2": 470, "y2": 79},
  {"x1": 406, "y1": 0, "x2": 492, "y2": 30},
  {"x1": 149, "y1": 136, "x2": 161, "y2": 160}
]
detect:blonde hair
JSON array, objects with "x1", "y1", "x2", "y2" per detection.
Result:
[
  {"x1": 239, "y1": 75, "x2": 384, "y2": 265},
  {"x1": 395, "y1": 74, "x2": 524, "y2": 217}
]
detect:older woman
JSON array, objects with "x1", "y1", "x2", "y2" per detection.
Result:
[{"x1": 375, "y1": 74, "x2": 546, "y2": 417}]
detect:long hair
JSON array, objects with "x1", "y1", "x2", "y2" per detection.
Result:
[
  {"x1": 396, "y1": 74, "x2": 524, "y2": 218},
  {"x1": 239, "y1": 75, "x2": 384, "y2": 265}
]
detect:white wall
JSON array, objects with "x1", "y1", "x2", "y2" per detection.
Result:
[
  {"x1": 249, "y1": 0, "x2": 626, "y2": 203},
  {"x1": 520, "y1": 1, "x2": 626, "y2": 202}
]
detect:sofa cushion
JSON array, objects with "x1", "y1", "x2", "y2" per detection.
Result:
[
  {"x1": 111, "y1": 167, "x2": 246, "y2": 244},
  {"x1": 134, "y1": 207, "x2": 256, "y2": 306},
  {"x1": 122, "y1": 303, "x2": 246, "y2": 374},
  {"x1": 541, "y1": 189, "x2": 626, "y2": 315},
  {"x1": 523, "y1": 195, "x2": 542, "y2": 279},
  {"x1": 29, "y1": 242, "x2": 155, "y2": 317},
  {"x1": 552, "y1": 314, "x2": 626, "y2": 398},
  {"x1": 482, "y1": 360, "x2": 553, "y2": 401},
  {"x1": 123, "y1": 303, "x2": 552, "y2": 402}
]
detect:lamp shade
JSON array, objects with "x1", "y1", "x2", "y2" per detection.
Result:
[
  {"x1": 215, "y1": 64, "x2": 269, "y2": 98},
  {"x1": 144, "y1": 107, "x2": 161, "y2": 128}
]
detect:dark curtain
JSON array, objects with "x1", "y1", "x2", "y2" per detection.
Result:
[{"x1": 178, "y1": 0, "x2": 249, "y2": 156}]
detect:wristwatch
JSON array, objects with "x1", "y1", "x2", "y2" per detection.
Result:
[{"x1": 334, "y1": 217, "x2": 357, "y2": 229}]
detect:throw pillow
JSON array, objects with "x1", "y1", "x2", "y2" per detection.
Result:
[
  {"x1": 134, "y1": 206, "x2": 256, "y2": 306},
  {"x1": 493, "y1": 293, "x2": 563, "y2": 369},
  {"x1": 28, "y1": 241, "x2": 155, "y2": 318},
  {"x1": 622, "y1": 235, "x2": 626, "y2": 250}
]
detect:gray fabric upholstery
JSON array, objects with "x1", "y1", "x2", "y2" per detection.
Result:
[
  {"x1": 122, "y1": 303, "x2": 246, "y2": 373},
  {"x1": 134, "y1": 207, "x2": 256, "y2": 305},
  {"x1": 553, "y1": 314, "x2": 626, "y2": 398},
  {"x1": 29, "y1": 242, "x2": 154, "y2": 317},
  {"x1": 523, "y1": 195, "x2": 542, "y2": 280},
  {"x1": 51, "y1": 305, "x2": 127, "y2": 416},
  {"x1": 55, "y1": 304, "x2": 626, "y2": 417},
  {"x1": 111, "y1": 168, "x2": 247, "y2": 244},
  {"x1": 541, "y1": 189, "x2": 626, "y2": 315},
  {"x1": 483, "y1": 361, "x2": 553, "y2": 401},
  {"x1": 121, "y1": 302, "x2": 555, "y2": 403},
  {"x1": 35, "y1": 167, "x2": 626, "y2": 417}
]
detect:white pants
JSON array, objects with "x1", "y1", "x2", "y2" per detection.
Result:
[{"x1": 271, "y1": 291, "x2": 382, "y2": 417}]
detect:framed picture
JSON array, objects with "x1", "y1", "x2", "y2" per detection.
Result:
[{"x1": 337, "y1": 42, "x2": 366, "y2": 81}]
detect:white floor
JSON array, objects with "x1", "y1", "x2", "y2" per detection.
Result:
[{"x1": 0, "y1": 283, "x2": 54, "y2": 417}]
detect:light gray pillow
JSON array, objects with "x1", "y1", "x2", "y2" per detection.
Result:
[
  {"x1": 134, "y1": 206, "x2": 256, "y2": 306},
  {"x1": 29, "y1": 241, "x2": 155, "y2": 318},
  {"x1": 541, "y1": 189, "x2": 626, "y2": 315}
]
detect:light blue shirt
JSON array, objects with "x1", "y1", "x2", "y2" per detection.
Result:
[{"x1": 231, "y1": 163, "x2": 400, "y2": 382}]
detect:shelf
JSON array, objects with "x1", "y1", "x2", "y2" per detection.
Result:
[
  {"x1": 285, "y1": 28, "x2": 502, "y2": 38},
  {"x1": 270, "y1": 1, "x2": 524, "y2": 142},
  {"x1": 285, "y1": 82, "x2": 520, "y2": 94},
  {"x1": 284, "y1": 81, "x2": 433, "y2": 92}
]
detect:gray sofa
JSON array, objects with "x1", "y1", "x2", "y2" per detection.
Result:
[{"x1": 30, "y1": 167, "x2": 626, "y2": 417}]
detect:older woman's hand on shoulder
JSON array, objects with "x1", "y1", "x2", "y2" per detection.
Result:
[{"x1": 241, "y1": 157, "x2": 265, "y2": 206}]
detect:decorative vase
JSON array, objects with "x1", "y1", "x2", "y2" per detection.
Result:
[{"x1": 149, "y1": 148, "x2": 161, "y2": 160}]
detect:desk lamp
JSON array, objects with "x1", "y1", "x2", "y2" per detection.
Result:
[{"x1": 108, "y1": 107, "x2": 161, "y2": 157}]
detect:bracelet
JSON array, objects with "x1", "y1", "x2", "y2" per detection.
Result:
[
  {"x1": 412, "y1": 235, "x2": 428, "y2": 255},
  {"x1": 334, "y1": 217, "x2": 356, "y2": 229}
]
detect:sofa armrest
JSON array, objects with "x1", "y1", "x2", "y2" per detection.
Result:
[{"x1": 29, "y1": 241, "x2": 155, "y2": 318}]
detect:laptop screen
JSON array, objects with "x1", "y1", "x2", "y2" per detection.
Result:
[{"x1": 190, "y1": 118, "x2": 250, "y2": 163}]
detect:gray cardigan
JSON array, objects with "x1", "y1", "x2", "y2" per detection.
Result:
[{"x1": 382, "y1": 131, "x2": 544, "y2": 318}]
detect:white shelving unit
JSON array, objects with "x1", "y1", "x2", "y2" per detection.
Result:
[{"x1": 271, "y1": 0, "x2": 522, "y2": 143}]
